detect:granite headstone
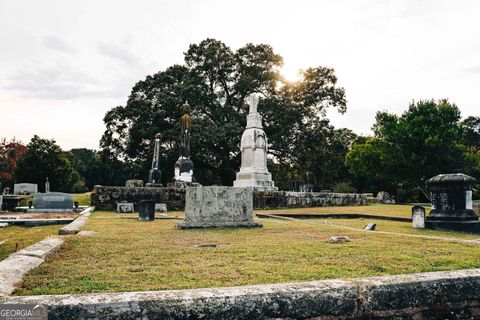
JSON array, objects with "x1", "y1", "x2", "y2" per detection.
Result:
[
  {"x1": 34, "y1": 192, "x2": 73, "y2": 210},
  {"x1": 138, "y1": 200, "x2": 155, "y2": 221},
  {"x1": 177, "y1": 186, "x2": 262, "y2": 229}
]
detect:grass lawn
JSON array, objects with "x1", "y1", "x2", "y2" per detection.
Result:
[
  {"x1": 73, "y1": 193, "x2": 91, "y2": 206},
  {"x1": 14, "y1": 210, "x2": 480, "y2": 296},
  {"x1": 257, "y1": 203, "x2": 430, "y2": 218},
  {"x1": 0, "y1": 225, "x2": 61, "y2": 261}
]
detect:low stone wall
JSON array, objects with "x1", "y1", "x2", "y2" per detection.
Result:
[
  {"x1": 5, "y1": 268, "x2": 480, "y2": 319},
  {"x1": 253, "y1": 191, "x2": 367, "y2": 209},
  {"x1": 91, "y1": 186, "x2": 367, "y2": 211},
  {"x1": 91, "y1": 186, "x2": 186, "y2": 211}
]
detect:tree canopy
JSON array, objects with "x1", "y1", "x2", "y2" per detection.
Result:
[
  {"x1": 15, "y1": 135, "x2": 77, "y2": 192},
  {"x1": 100, "y1": 38, "x2": 348, "y2": 188},
  {"x1": 345, "y1": 99, "x2": 475, "y2": 198},
  {"x1": 0, "y1": 138, "x2": 27, "y2": 189}
]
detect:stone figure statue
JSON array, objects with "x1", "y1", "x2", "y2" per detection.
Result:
[{"x1": 180, "y1": 101, "x2": 191, "y2": 158}]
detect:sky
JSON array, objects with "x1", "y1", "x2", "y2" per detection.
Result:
[{"x1": 0, "y1": 0, "x2": 479, "y2": 150}]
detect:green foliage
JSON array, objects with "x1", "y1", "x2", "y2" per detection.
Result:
[
  {"x1": 462, "y1": 116, "x2": 480, "y2": 148},
  {"x1": 15, "y1": 135, "x2": 77, "y2": 192},
  {"x1": 346, "y1": 99, "x2": 467, "y2": 195},
  {"x1": 100, "y1": 38, "x2": 347, "y2": 187},
  {"x1": 332, "y1": 181, "x2": 357, "y2": 193}
]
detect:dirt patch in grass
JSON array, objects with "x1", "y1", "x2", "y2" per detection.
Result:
[{"x1": 14, "y1": 211, "x2": 480, "y2": 296}]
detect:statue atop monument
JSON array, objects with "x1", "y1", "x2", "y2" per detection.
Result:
[
  {"x1": 173, "y1": 101, "x2": 199, "y2": 187},
  {"x1": 233, "y1": 93, "x2": 276, "y2": 191},
  {"x1": 146, "y1": 133, "x2": 163, "y2": 187},
  {"x1": 180, "y1": 101, "x2": 191, "y2": 157}
]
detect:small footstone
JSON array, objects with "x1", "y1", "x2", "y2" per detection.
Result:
[
  {"x1": 330, "y1": 236, "x2": 351, "y2": 243},
  {"x1": 195, "y1": 244, "x2": 217, "y2": 248},
  {"x1": 364, "y1": 222, "x2": 376, "y2": 231},
  {"x1": 0, "y1": 223, "x2": 8, "y2": 228},
  {"x1": 77, "y1": 230, "x2": 96, "y2": 237}
]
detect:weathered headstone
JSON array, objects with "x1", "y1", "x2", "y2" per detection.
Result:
[
  {"x1": 2, "y1": 188, "x2": 10, "y2": 195},
  {"x1": 126, "y1": 180, "x2": 144, "y2": 188},
  {"x1": 376, "y1": 191, "x2": 394, "y2": 204},
  {"x1": 412, "y1": 206, "x2": 426, "y2": 229},
  {"x1": 177, "y1": 186, "x2": 262, "y2": 229},
  {"x1": 34, "y1": 192, "x2": 73, "y2": 212},
  {"x1": 155, "y1": 203, "x2": 167, "y2": 213},
  {"x1": 0, "y1": 195, "x2": 3, "y2": 212},
  {"x1": 117, "y1": 202, "x2": 134, "y2": 213},
  {"x1": 14, "y1": 183, "x2": 38, "y2": 195},
  {"x1": 138, "y1": 200, "x2": 155, "y2": 221},
  {"x1": 364, "y1": 222, "x2": 376, "y2": 231}
]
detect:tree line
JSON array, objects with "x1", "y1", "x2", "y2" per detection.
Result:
[{"x1": 1, "y1": 39, "x2": 479, "y2": 200}]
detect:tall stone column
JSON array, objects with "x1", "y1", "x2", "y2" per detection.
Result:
[
  {"x1": 146, "y1": 133, "x2": 163, "y2": 187},
  {"x1": 233, "y1": 94, "x2": 276, "y2": 191}
]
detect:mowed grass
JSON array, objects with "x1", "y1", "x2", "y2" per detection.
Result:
[
  {"x1": 14, "y1": 210, "x2": 480, "y2": 296},
  {"x1": 0, "y1": 225, "x2": 61, "y2": 261},
  {"x1": 257, "y1": 203, "x2": 430, "y2": 218},
  {"x1": 73, "y1": 193, "x2": 91, "y2": 206}
]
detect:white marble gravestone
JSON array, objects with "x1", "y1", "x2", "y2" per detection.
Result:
[
  {"x1": 412, "y1": 205, "x2": 426, "y2": 229},
  {"x1": 233, "y1": 94, "x2": 276, "y2": 191},
  {"x1": 117, "y1": 202, "x2": 134, "y2": 213},
  {"x1": 14, "y1": 183, "x2": 38, "y2": 195}
]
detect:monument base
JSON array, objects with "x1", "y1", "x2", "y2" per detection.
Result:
[
  {"x1": 178, "y1": 186, "x2": 262, "y2": 229},
  {"x1": 426, "y1": 220, "x2": 480, "y2": 233},
  {"x1": 234, "y1": 171, "x2": 277, "y2": 191},
  {"x1": 167, "y1": 181, "x2": 201, "y2": 188},
  {"x1": 176, "y1": 221, "x2": 263, "y2": 229}
]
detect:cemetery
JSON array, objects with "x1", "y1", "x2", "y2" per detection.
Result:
[
  {"x1": 1, "y1": 3, "x2": 480, "y2": 317},
  {"x1": 1, "y1": 93, "x2": 480, "y2": 319}
]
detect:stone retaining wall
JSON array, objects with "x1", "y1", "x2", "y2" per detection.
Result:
[
  {"x1": 4, "y1": 268, "x2": 480, "y2": 319},
  {"x1": 91, "y1": 186, "x2": 367, "y2": 211},
  {"x1": 91, "y1": 186, "x2": 186, "y2": 211},
  {"x1": 253, "y1": 191, "x2": 367, "y2": 209}
]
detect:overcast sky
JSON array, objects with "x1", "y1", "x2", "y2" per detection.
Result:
[{"x1": 1, "y1": 0, "x2": 479, "y2": 150}]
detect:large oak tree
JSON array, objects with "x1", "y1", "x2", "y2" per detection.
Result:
[{"x1": 100, "y1": 39, "x2": 347, "y2": 188}]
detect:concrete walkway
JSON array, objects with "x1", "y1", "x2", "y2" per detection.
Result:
[
  {"x1": 0, "y1": 237, "x2": 64, "y2": 295},
  {"x1": 58, "y1": 206, "x2": 95, "y2": 235}
]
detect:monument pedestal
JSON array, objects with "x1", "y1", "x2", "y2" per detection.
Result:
[
  {"x1": 425, "y1": 173, "x2": 479, "y2": 233},
  {"x1": 233, "y1": 94, "x2": 276, "y2": 191},
  {"x1": 176, "y1": 186, "x2": 262, "y2": 229}
]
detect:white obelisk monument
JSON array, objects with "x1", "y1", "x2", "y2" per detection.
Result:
[{"x1": 233, "y1": 94, "x2": 276, "y2": 191}]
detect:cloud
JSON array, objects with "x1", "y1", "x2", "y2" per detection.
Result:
[
  {"x1": 462, "y1": 65, "x2": 480, "y2": 74},
  {"x1": 42, "y1": 34, "x2": 77, "y2": 54},
  {"x1": 97, "y1": 42, "x2": 139, "y2": 65},
  {"x1": 1, "y1": 61, "x2": 121, "y2": 100}
]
